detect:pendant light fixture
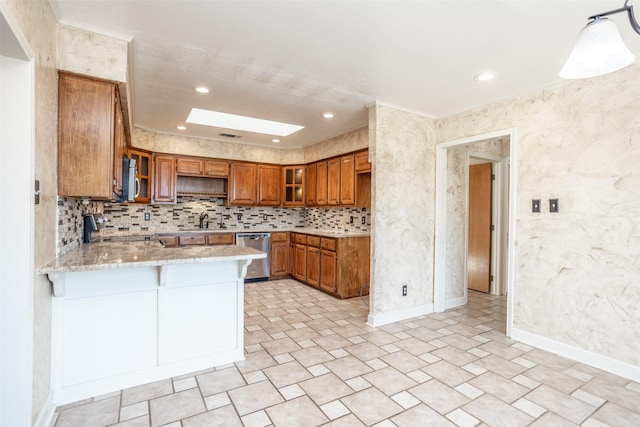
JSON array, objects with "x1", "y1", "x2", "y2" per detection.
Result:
[{"x1": 560, "y1": 0, "x2": 640, "y2": 79}]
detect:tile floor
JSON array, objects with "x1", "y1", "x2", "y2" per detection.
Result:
[{"x1": 53, "y1": 279, "x2": 640, "y2": 427}]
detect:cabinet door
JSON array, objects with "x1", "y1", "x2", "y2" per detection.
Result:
[
  {"x1": 258, "y1": 164, "x2": 282, "y2": 206},
  {"x1": 340, "y1": 154, "x2": 356, "y2": 205},
  {"x1": 306, "y1": 163, "x2": 316, "y2": 206},
  {"x1": 176, "y1": 157, "x2": 203, "y2": 175},
  {"x1": 229, "y1": 162, "x2": 257, "y2": 205},
  {"x1": 204, "y1": 160, "x2": 229, "y2": 177},
  {"x1": 327, "y1": 157, "x2": 340, "y2": 205},
  {"x1": 207, "y1": 233, "x2": 235, "y2": 245},
  {"x1": 113, "y1": 90, "x2": 127, "y2": 198},
  {"x1": 320, "y1": 250, "x2": 337, "y2": 293},
  {"x1": 307, "y1": 246, "x2": 320, "y2": 287},
  {"x1": 294, "y1": 243, "x2": 307, "y2": 281},
  {"x1": 316, "y1": 161, "x2": 328, "y2": 206},
  {"x1": 58, "y1": 73, "x2": 116, "y2": 199},
  {"x1": 128, "y1": 149, "x2": 152, "y2": 204},
  {"x1": 271, "y1": 242, "x2": 289, "y2": 278},
  {"x1": 289, "y1": 234, "x2": 296, "y2": 276},
  {"x1": 355, "y1": 150, "x2": 371, "y2": 173},
  {"x1": 153, "y1": 154, "x2": 177, "y2": 204},
  {"x1": 283, "y1": 166, "x2": 305, "y2": 206}
]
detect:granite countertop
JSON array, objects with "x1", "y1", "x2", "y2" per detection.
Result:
[
  {"x1": 39, "y1": 240, "x2": 266, "y2": 274},
  {"x1": 113, "y1": 228, "x2": 371, "y2": 239}
]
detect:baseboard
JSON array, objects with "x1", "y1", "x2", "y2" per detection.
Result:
[
  {"x1": 33, "y1": 392, "x2": 55, "y2": 427},
  {"x1": 367, "y1": 303, "x2": 434, "y2": 327},
  {"x1": 445, "y1": 296, "x2": 466, "y2": 310},
  {"x1": 511, "y1": 327, "x2": 640, "y2": 383}
]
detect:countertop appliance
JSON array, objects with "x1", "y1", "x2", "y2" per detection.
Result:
[{"x1": 236, "y1": 232, "x2": 270, "y2": 281}]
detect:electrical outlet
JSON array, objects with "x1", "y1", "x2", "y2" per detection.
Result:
[
  {"x1": 549, "y1": 199, "x2": 559, "y2": 213},
  {"x1": 532, "y1": 199, "x2": 540, "y2": 213},
  {"x1": 350, "y1": 216, "x2": 354, "y2": 224},
  {"x1": 236, "y1": 213, "x2": 242, "y2": 220},
  {"x1": 402, "y1": 285, "x2": 407, "y2": 296},
  {"x1": 263, "y1": 214, "x2": 268, "y2": 220},
  {"x1": 361, "y1": 216, "x2": 366, "y2": 225},
  {"x1": 144, "y1": 213, "x2": 151, "y2": 221}
]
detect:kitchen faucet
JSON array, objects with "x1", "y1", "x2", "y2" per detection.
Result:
[{"x1": 199, "y1": 212, "x2": 209, "y2": 229}]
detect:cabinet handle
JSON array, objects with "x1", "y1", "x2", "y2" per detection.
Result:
[{"x1": 135, "y1": 177, "x2": 141, "y2": 198}]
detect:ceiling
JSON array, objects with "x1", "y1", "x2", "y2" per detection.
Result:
[{"x1": 54, "y1": 1, "x2": 640, "y2": 149}]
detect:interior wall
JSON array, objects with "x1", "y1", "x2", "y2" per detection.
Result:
[
  {"x1": 0, "y1": 0, "x2": 59, "y2": 423},
  {"x1": 303, "y1": 126, "x2": 368, "y2": 163},
  {"x1": 436, "y1": 63, "x2": 640, "y2": 367},
  {"x1": 368, "y1": 104, "x2": 436, "y2": 324}
]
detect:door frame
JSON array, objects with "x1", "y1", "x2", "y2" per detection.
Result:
[
  {"x1": 434, "y1": 128, "x2": 517, "y2": 337},
  {"x1": 0, "y1": 8, "x2": 36, "y2": 426}
]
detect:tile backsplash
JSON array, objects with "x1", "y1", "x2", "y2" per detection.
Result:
[{"x1": 57, "y1": 196, "x2": 370, "y2": 251}]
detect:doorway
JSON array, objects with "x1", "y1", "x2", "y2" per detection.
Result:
[
  {"x1": 467, "y1": 161, "x2": 492, "y2": 293},
  {"x1": 0, "y1": 10, "x2": 35, "y2": 426},
  {"x1": 433, "y1": 129, "x2": 516, "y2": 336}
]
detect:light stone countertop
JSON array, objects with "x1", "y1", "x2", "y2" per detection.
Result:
[
  {"x1": 102, "y1": 228, "x2": 371, "y2": 239},
  {"x1": 39, "y1": 240, "x2": 266, "y2": 274}
]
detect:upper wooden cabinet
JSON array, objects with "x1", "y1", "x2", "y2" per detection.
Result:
[
  {"x1": 283, "y1": 166, "x2": 305, "y2": 206},
  {"x1": 128, "y1": 148, "x2": 152, "y2": 204},
  {"x1": 355, "y1": 150, "x2": 371, "y2": 173},
  {"x1": 176, "y1": 156, "x2": 229, "y2": 178},
  {"x1": 327, "y1": 158, "x2": 341, "y2": 205},
  {"x1": 152, "y1": 154, "x2": 176, "y2": 204},
  {"x1": 258, "y1": 164, "x2": 281, "y2": 206},
  {"x1": 229, "y1": 162, "x2": 257, "y2": 205},
  {"x1": 58, "y1": 72, "x2": 128, "y2": 199},
  {"x1": 316, "y1": 161, "x2": 328, "y2": 206},
  {"x1": 340, "y1": 154, "x2": 356, "y2": 205},
  {"x1": 305, "y1": 163, "x2": 317, "y2": 206}
]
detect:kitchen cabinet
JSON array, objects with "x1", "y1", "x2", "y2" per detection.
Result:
[
  {"x1": 283, "y1": 166, "x2": 305, "y2": 206},
  {"x1": 316, "y1": 161, "x2": 328, "y2": 206},
  {"x1": 288, "y1": 233, "x2": 297, "y2": 276},
  {"x1": 158, "y1": 232, "x2": 234, "y2": 247},
  {"x1": 152, "y1": 154, "x2": 177, "y2": 204},
  {"x1": 355, "y1": 150, "x2": 371, "y2": 173},
  {"x1": 176, "y1": 156, "x2": 229, "y2": 178},
  {"x1": 176, "y1": 157, "x2": 203, "y2": 175},
  {"x1": 270, "y1": 232, "x2": 289, "y2": 279},
  {"x1": 340, "y1": 154, "x2": 356, "y2": 205},
  {"x1": 58, "y1": 72, "x2": 128, "y2": 199},
  {"x1": 207, "y1": 233, "x2": 235, "y2": 245},
  {"x1": 258, "y1": 164, "x2": 282, "y2": 206},
  {"x1": 128, "y1": 148, "x2": 152, "y2": 204},
  {"x1": 229, "y1": 162, "x2": 257, "y2": 205},
  {"x1": 288, "y1": 233, "x2": 370, "y2": 299},
  {"x1": 306, "y1": 163, "x2": 317, "y2": 206},
  {"x1": 204, "y1": 160, "x2": 229, "y2": 177},
  {"x1": 327, "y1": 158, "x2": 341, "y2": 205},
  {"x1": 179, "y1": 234, "x2": 207, "y2": 246}
]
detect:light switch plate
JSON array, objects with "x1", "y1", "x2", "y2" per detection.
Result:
[
  {"x1": 532, "y1": 199, "x2": 540, "y2": 213},
  {"x1": 549, "y1": 199, "x2": 559, "y2": 213}
]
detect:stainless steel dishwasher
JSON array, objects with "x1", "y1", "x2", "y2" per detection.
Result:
[{"x1": 236, "y1": 233, "x2": 270, "y2": 281}]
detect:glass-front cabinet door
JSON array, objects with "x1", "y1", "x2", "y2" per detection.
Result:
[
  {"x1": 283, "y1": 165, "x2": 305, "y2": 206},
  {"x1": 128, "y1": 148, "x2": 152, "y2": 204}
]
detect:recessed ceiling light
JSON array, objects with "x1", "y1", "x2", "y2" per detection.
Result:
[
  {"x1": 272, "y1": 139, "x2": 281, "y2": 143},
  {"x1": 194, "y1": 86, "x2": 210, "y2": 94},
  {"x1": 323, "y1": 112, "x2": 334, "y2": 118},
  {"x1": 186, "y1": 108, "x2": 304, "y2": 137},
  {"x1": 176, "y1": 125, "x2": 187, "y2": 130},
  {"x1": 474, "y1": 72, "x2": 495, "y2": 81}
]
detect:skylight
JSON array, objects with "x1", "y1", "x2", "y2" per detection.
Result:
[{"x1": 186, "y1": 108, "x2": 304, "y2": 137}]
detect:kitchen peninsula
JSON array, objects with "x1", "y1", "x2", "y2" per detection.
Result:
[{"x1": 40, "y1": 240, "x2": 265, "y2": 405}]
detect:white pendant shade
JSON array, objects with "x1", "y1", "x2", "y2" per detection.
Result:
[{"x1": 560, "y1": 18, "x2": 635, "y2": 79}]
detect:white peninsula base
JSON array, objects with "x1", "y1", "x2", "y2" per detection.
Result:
[{"x1": 47, "y1": 258, "x2": 252, "y2": 405}]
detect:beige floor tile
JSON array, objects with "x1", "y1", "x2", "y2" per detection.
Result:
[
  {"x1": 121, "y1": 379, "x2": 173, "y2": 406},
  {"x1": 108, "y1": 415, "x2": 150, "y2": 427},
  {"x1": 408, "y1": 379, "x2": 470, "y2": 414},
  {"x1": 391, "y1": 403, "x2": 456, "y2": 427},
  {"x1": 469, "y1": 371, "x2": 529, "y2": 403},
  {"x1": 463, "y1": 394, "x2": 533, "y2": 427},
  {"x1": 446, "y1": 408, "x2": 481, "y2": 427},
  {"x1": 581, "y1": 377, "x2": 640, "y2": 412},
  {"x1": 590, "y1": 401, "x2": 640, "y2": 427},
  {"x1": 380, "y1": 350, "x2": 427, "y2": 373},
  {"x1": 240, "y1": 409, "x2": 271, "y2": 427},
  {"x1": 362, "y1": 366, "x2": 417, "y2": 396},
  {"x1": 196, "y1": 366, "x2": 246, "y2": 397},
  {"x1": 473, "y1": 354, "x2": 527, "y2": 379},
  {"x1": 440, "y1": 333, "x2": 482, "y2": 351},
  {"x1": 422, "y1": 360, "x2": 475, "y2": 387},
  {"x1": 523, "y1": 364, "x2": 585, "y2": 394},
  {"x1": 345, "y1": 341, "x2": 389, "y2": 361},
  {"x1": 260, "y1": 336, "x2": 302, "y2": 355},
  {"x1": 290, "y1": 345, "x2": 335, "y2": 367},
  {"x1": 432, "y1": 344, "x2": 479, "y2": 366},
  {"x1": 181, "y1": 405, "x2": 242, "y2": 427},
  {"x1": 523, "y1": 348, "x2": 577, "y2": 371},
  {"x1": 477, "y1": 340, "x2": 525, "y2": 360},
  {"x1": 55, "y1": 396, "x2": 120, "y2": 427},
  {"x1": 525, "y1": 384, "x2": 597, "y2": 424},
  {"x1": 149, "y1": 388, "x2": 205, "y2": 427},
  {"x1": 340, "y1": 388, "x2": 403, "y2": 426},
  {"x1": 119, "y1": 401, "x2": 148, "y2": 422},
  {"x1": 324, "y1": 355, "x2": 373, "y2": 380},
  {"x1": 322, "y1": 413, "x2": 366, "y2": 426},
  {"x1": 299, "y1": 372, "x2": 354, "y2": 405},
  {"x1": 312, "y1": 333, "x2": 354, "y2": 351},
  {"x1": 228, "y1": 380, "x2": 285, "y2": 416},
  {"x1": 528, "y1": 412, "x2": 580, "y2": 426},
  {"x1": 360, "y1": 330, "x2": 399, "y2": 346},
  {"x1": 262, "y1": 360, "x2": 313, "y2": 388},
  {"x1": 266, "y1": 395, "x2": 329, "y2": 426},
  {"x1": 235, "y1": 349, "x2": 278, "y2": 374}
]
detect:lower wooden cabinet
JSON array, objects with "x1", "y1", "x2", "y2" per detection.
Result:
[
  {"x1": 270, "y1": 232, "x2": 289, "y2": 279},
  {"x1": 158, "y1": 232, "x2": 234, "y2": 247},
  {"x1": 289, "y1": 232, "x2": 370, "y2": 299}
]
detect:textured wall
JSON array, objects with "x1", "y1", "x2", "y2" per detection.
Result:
[
  {"x1": 437, "y1": 64, "x2": 640, "y2": 366},
  {"x1": 303, "y1": 126, "x2": 368, "y2": 163},
  {"x1": 132, "y1": 127, "x2": 305, "y2": 165},
  {"x1": 1, "y1": 0, "x2": 58, "y2": 422},
  {"x1": 369, "y1": 104, "x2": 436, "y2": 317}
]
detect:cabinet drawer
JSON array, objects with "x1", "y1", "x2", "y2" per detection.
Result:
[
  {"x1": 179, "y1": 235, "x2": 207, "y2": 246},
  {"x1": 271, "y1": 232, "x2": 288, "y2": 243},
  {"x1": 159, "y1": 235, "x2": 179, "y2": 247},
  {"x1": 207, "y1": 233, "x2": 234, "y2": 245},
  {"x1": 295, "y1": 234, "x2": 307, "y2": 244},
  {"x1": 307, "y1": 236, "x2": 321, "y2": 247},
  {"x1": 355, "y1": 150, "x2": 371, "y2": 172},
  {"x1": 321, "y1": 238, "x2": 337, "y2": 252},
  {"x1": 204, "y1": 160, "x2": 229, "y2": 177}
]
